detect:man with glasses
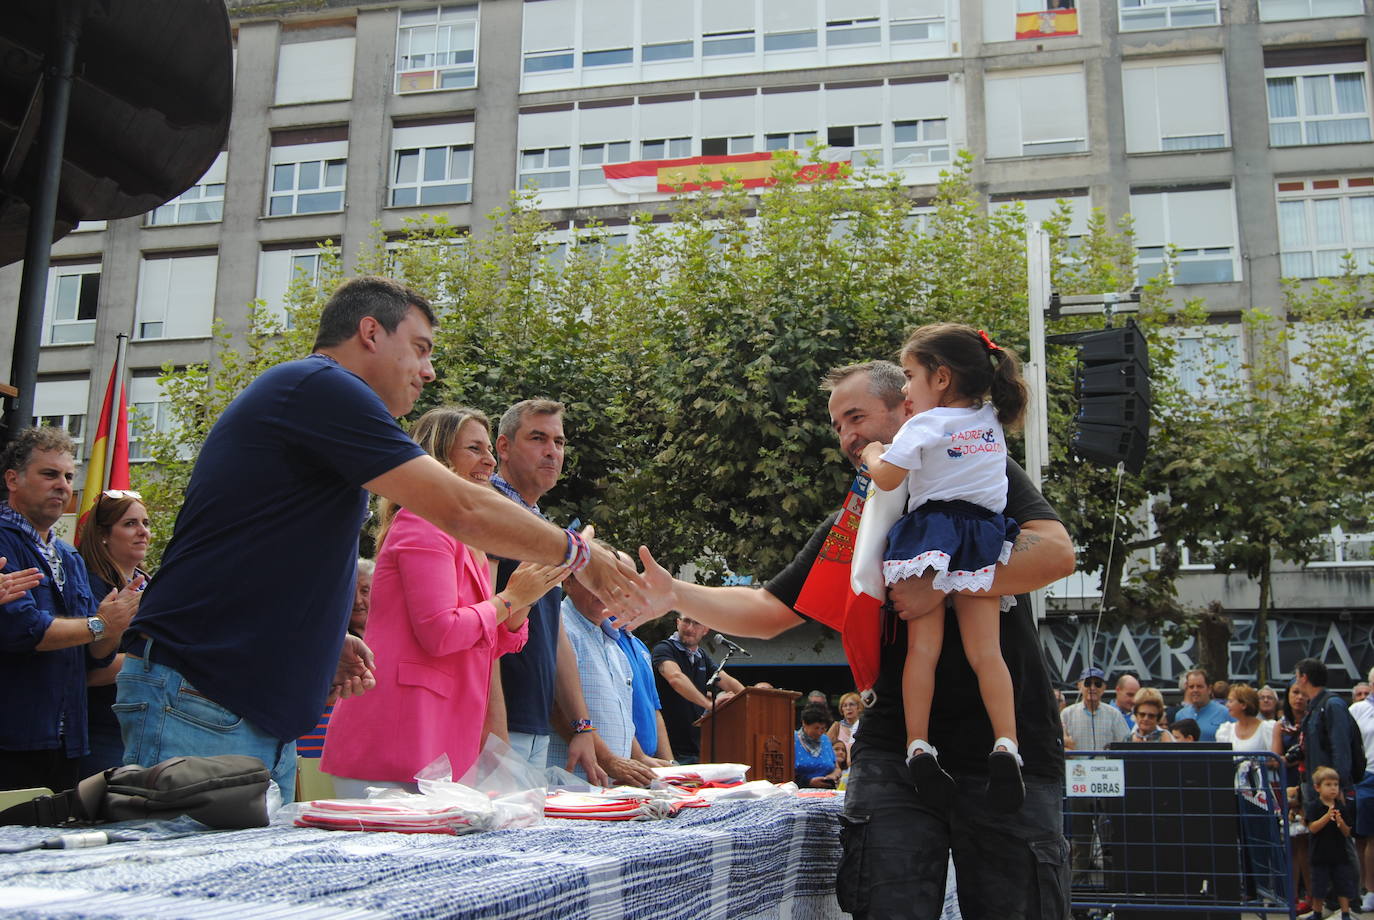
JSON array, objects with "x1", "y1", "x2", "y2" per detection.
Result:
[
  {"x1": 653, "y1": 612, "x2": 744, "y2": 764},
  {"x1": 0, "y1": 427, "x2": 143, "y2": 793},
  {"x1": 1062, "y1": 666, "x2": 1131, "y2": 889}
]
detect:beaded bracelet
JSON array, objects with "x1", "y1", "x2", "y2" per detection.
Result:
[
  {"x1": 495, "y1": 594, "x2": 514, "y2": 617},
  {"x1": 564, "y1": 528, "x2": 591, "y2": 574}
]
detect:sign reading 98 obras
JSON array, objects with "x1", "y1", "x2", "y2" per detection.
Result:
[{"x1": 1066, "y1": 759, "x2": 1125, "y2": 797}]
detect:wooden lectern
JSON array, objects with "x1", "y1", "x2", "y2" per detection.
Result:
[{"x1": 696, "y1": 688, "x2": 801, "y2": 784}]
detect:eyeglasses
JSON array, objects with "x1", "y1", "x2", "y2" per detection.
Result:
[
  {"x1": 102, "y1": 489, "x2": 143, "y2": 501},
  {"x1": 1134, "y1": 709, "x2": 1161, "y2": 720},
  {"x1": 1083, "y1": 679, "x2": 1105, "y2": 688}
]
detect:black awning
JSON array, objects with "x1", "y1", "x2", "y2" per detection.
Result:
[{"x1": 0, "y1": 0, "x2": 233, "y2": 266}]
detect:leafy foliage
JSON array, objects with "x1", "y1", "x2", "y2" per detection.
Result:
[{"x1": 131, "y1": 155, "x2": 1372, "y2": 651}]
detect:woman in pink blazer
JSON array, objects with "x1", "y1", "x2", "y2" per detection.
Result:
[{"x1": 322, "y1": 406, "x2": 569, "y2": 794}]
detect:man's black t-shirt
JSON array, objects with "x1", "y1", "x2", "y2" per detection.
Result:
[{"x1": 764, "y1": 459, "x2": 1065, "y2": 782}]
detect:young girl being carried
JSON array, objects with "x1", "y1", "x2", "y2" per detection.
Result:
[{"x1": 859, "y1": 322, "x2": 1028, "y2": 812}]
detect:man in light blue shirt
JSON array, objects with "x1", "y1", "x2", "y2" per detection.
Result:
[
  {"x1": 1173, "y1": 668, "x2": 1234, "y2": 742},
  {"x1": 548, "y1": 575, "x2": 669, "y2": 784}
]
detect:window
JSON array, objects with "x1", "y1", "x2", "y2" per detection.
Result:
[
  {"x1": 134, "y1": 254, "x2": 218, "y2": 340},
  {"x1": 148, "y1": 152, "x2": 227, "y2": 225},
  {"x1": 275, "y1": 37, "x2": 355, "y2": 105},
  {"x1": 892, "y1": 119, "x2": 949, "y2": 164},
  {"x1": 828, "y1": 124, "x2": 882, "y2": 164},
  {"x1": 45, "y1": 263, "x2": 100, "y2": 345},
  {"x1": 1123, "y1": 58, "x2": 1230, "y2": 153},
  {"x1": 268, "y1": 141, "x2": 347, "y2": 216},
  {"x1": 584, "y1": 47, "x2": 633, "y2": 66},
  {"x1": 129, "y1": 373, "x2": 175, "y2": 463},
  {"x1": 641, "y1": 0, "x2": 694, "y2": 63},
  {"x1": 1173, "y1": 327, "x2": 1242, "y2": 400},
  {"x1": 1266, "y1": 61, "x2": 1372, "y2": 147},
  {"x1": 519, "y1": 147, "x2": 571, "y2": 189},
  {"x1": 827, "y1": 18, "x2": 881, "y2": 45},
  {"x1": 890, "y1": 0, "x2": 949, "y2": 42},
  {"x1": 1276, "y1": 176, "x2": 1374, "y2": 278},
  {"x1": 391, "y1": 122, "x2": 474, "y2": 207},
  {"x1": 1130, "y1": 187, "x2": 1240, "y2": 284},
  {"x1": 641, "y1": 137, "x2": 692, "y2": 159},
  {"x1": 642, "y1": 41, "x2": 693, "y2": 61},
  {"x1": 703, "y1": 30, "x2": 755, "y2": 56},
  {"x1": 702, "y1": 136, "x2": 755, "y2": 155},
  {"x1": 31, "y1": 378, "x2": 88, "y2": 460},
  {"x1": 764, "y1": 30, "x2": 818, "y2": 51},
  {"x1": 257, "y1": 246, "x2": 331, "y2": 328},
  {"x1": 1310, "y1": 526, "x2": 1374, "y2": 566},
  {"x1": 524, "y1": 49, "x2": 575, "y2": 72},
  {"x1": 985, "y1": 68, "x2": 1089, "y2": 157},
  {"x1": 396, "y1": 4, "x2": 478, "y2": 92},
  {"x1": 1259, "y1": 0, "x2": 1363, "y2": 21},
  {"x1": 1118, "y1": 0, "x2": 1218, "y2": 31},
  {"x1": 765, "y1": 130, "x2": 819, "y2": 151},
  {"x1": 579, "y1": 141, "x2": 631, "y2": 186}
]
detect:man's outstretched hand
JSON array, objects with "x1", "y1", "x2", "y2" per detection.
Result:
[{"x1": 328, "y1": 634, "x2": 377, "y2": 705}]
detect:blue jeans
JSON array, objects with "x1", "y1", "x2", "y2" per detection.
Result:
[{"x1": 115, "y1": 651, "x2": 297, "y2": 803}]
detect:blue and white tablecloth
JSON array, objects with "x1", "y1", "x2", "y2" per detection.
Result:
[{"x1": 0, "y1": 796, "x2": 850, "y2": 920}]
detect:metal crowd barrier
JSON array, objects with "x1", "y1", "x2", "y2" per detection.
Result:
[{"x1": 1065, "y1": 747, "x2": 1295, "y2": 919}]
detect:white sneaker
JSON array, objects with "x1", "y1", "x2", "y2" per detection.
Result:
[{"x1": 1361, "y1": 891, "x2": 1374, "y2": 913}]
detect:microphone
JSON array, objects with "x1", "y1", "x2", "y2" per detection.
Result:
[{"x1": 715, "y1": 633, "x2": 752, "y2": 658}]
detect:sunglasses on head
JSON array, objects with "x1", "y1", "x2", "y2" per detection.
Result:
[{"x1": 102, "y1": 489, "x2": 143, "y2": 501}]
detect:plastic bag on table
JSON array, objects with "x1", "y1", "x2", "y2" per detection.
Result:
[{"x1": 278, "y1": 736, "x2": 545, "y2": 834}]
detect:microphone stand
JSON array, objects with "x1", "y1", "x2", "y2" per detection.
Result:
[{"x1": 706, "y1": 645, "x2": 736, "y2": 764}]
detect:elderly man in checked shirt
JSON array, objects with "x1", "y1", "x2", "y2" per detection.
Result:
[{"x1": 1061, "y1": 665, "x2": 1132, "y2": 887}]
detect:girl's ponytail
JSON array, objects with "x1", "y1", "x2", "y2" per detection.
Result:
[{"x1": 987, "y1": 341, "x2": 1029, "y2": 430}]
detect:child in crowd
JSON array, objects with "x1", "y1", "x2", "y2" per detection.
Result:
[
  {"x1": 1171, "y1": 719, "x2": 1200, "y2": 742},
  {"x1": 1304, "y1": 765, "x2": 1357, "y2": 920},
  {"x1": 859, "y1": 323, "x2": 1028, "y2": 812}
]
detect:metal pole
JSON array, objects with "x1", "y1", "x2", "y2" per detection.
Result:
[
  {"x1": 5, "y1": 1, "x2": 82, "y2": 437},
  {"x1": 1024, "y1": 224, "x2": 1052, "y2": 623}
]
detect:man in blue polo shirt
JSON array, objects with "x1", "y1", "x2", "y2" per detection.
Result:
[
  {"x1": 117, "y1": 279, "x2": 645, "y2": 800},
  {"x1": 490, "y1": 399, "x2": 609, "y2": 785},
  {"x1": 1173, "y1": 668, "x2": 1234, "y2": 743}
]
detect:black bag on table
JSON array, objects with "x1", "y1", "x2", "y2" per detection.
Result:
[{"x1": 0, "y1": 755, "x2": 271, "y2": 829}]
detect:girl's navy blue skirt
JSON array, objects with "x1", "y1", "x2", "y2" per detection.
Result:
[{"x1": 882, "y1": 499, "x2": 1019, "y2": 601}]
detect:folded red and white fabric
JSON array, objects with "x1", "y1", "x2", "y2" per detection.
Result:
[
  {"x1": 650, "y1": 762, "x2": 750, "y2": 787},
  {"x1": 544, "y1": 789, "x2": 705, "y2": 821},
  {"x1": 292, "y1": 792, "x2": 496, "y2": 835}
]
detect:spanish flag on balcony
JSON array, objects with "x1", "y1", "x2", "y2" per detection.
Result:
[
  {"x1": 1016, "y1": 8, "x2": 1079, "y2": 38},
  {"x1": 602, "y1": 150, "x2": 848, "y2": 195},
  {"x1": 76, "y1": 336, "x2": 131, "y2": 545}
]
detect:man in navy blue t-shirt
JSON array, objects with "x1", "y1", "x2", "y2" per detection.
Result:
[
  {"x1": 118, "y1": 277, "x2": 647, "y2": 800},
  {"x1": 490, "y1": 400, "x2": 656, "y2": 787}
]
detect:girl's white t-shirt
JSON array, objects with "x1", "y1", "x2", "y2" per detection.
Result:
[{"x1": 880, "y1": 403, "x2": 1009, "y2": 514}]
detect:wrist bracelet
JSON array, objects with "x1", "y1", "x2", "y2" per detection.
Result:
[
  {"x1": 495, "y1": 594, "x2": 513, "y2": 617},
  {"x1": 571, "y1": 718, "x2": 595, "y2": 734},
  {"x1": 564, "y1": 529, "x2": 591, "y2": 575}
]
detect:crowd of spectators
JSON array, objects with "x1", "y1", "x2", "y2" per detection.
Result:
[{"x1": 1059, "y1": 660, "x2": 1374, "y2": 918}]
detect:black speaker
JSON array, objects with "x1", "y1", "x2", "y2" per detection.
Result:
[{"x1": 1049, "y1": 321, "x2": 1152, "y2": 473}]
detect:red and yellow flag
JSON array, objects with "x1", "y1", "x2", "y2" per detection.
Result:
[
  {"x1": 75, "y1": 362, "x2": 130, "y2": 544},
  {"x1": 602, "y1": 151, "x2": 847, "y2": 195},
  {"x1": 1016, "y1": 9, "x2": 1078, "y2": 38}
]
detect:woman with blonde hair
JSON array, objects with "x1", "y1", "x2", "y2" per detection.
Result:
[
  {"x1": 322, "y1": 406, "x2": 569, "y2": 794},
  {"x1": 828, "y1": 691, "x2": 864, "y2": 754},
  {"x1": 1217, "y1": 683, "x2": 1276, "y2": 752}
]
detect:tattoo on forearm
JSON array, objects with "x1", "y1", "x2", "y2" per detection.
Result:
[{"x1": 1012, "y1": 532, "x2": 1042, "y2": 555}]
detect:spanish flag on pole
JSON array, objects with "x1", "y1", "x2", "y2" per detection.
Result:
[{"x1": 76, "y1": 335, "x2": 131, "y2": 545}]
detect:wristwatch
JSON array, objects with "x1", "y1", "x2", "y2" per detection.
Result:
[{"x1": 87, "y1": 617, "x2": 107, "y2": 641}]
